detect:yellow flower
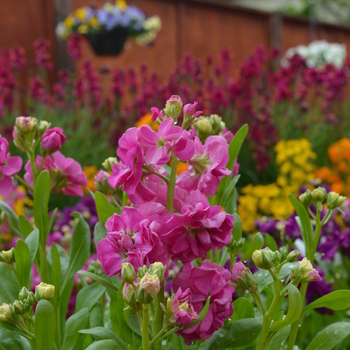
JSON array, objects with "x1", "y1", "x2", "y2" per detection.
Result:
[
  {"x1": 78, "y1": 24, "x2": 89, "y2": 34},
  {"x1": 75, "y1": 8, "x2": 87, "y2": 22},
  {"x1": 115, "y1": 0, "x2": 127, "y2": 10},
  {"x1": 64, "y1": 15, "x2": 75, "y2": 29},
  {"x1": 89, "y1": 17, "x2": 99, "y2": 28}
]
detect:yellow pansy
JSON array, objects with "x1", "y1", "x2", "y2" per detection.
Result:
[
  {"x1": 78, "y1": 24, "x2": 89, "y2": 34},
  {"x1": 75, "y1": 7, "x2": 87, "y2": 22},
  {"x1": 89, "y1": 17, "x2": 99, "y2": 28},
  {"x1": 64, "y1": 15, "x2": 75, "y2": 29},
  {"x1": 116, "y1": 0, "x2": 127, "y2": 10}
]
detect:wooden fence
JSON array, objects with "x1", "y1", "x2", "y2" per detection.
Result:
[{"x1": 2, "y1": 0, "x2": 350, "y2": 80}]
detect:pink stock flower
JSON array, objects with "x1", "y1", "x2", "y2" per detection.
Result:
[
  {"x1": 160, "y1": 190, "x2": 234, "y2": 263},
  {"x1": 108, "y1": 128, "x2": 143, "y2": 195},
  {"x1": 230, "y1": 262, "x2": 247, "y2": 286},
  {"x1": 173, "y1": 261, "x2": 235, "y2": 344},
  {"x1": 0, "y1": 135, "x2": 22, "y2": 195},
  {"x1": 151, "y1": 107, "x2": 165, "y2": 122},
  {"x1": 24, "y1": 152, "x2": 87, "y2": 196},
  {"x1": 97, "y1": 204, "x2": 171, "y2": 277},
  {"x1": 41, "y1": 127, "x2": 66, "y2": 152},
  {"x1": 138, "y1": 118, "x2": 195, "y2": 165},
  {"x1": 177, "y1": 135, "x2": 231, "y2": 196},
  {"x1": 183, "y1": 101, "x2": 202, "y2": 118},
  {"x1": 169, "y1": 287, "x2": 198, "y2": 327}
]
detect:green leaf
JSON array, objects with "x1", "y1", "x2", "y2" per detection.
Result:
[
  {"x1": 0, "y1": 263, "x2": 20, "y2": 303},
  {"x1": 270, "y1": 284, "x2": 302, "y2": 333},
  {"x1": 0, "y1": 200, "x2": 22, "y2": 237},
  {"x1": 14, "y1": 240, "x2": 31, "y2": 289},
  {"x1": 61, "y1": 213, "x2": 91, "y2": 299},
  {"x1": 24, "y1": 229, "x2": 39, "y2": 264},
  {"x1": 304, "y1": 290, "x2": 350, "y2": 314},
  {"x1": 216, "y1": 124, "x2": 248, "y2": 206},
  {"x1": 90, "y1": 303, "x2": 104, "y2": 329},
  {"x1": 231, "y1": 298, "x2": 255, "y2": 322},
  {"x1": 80, "y1": 327, "x2": 127, "y2": 350},
  {"x1": 75, "y1": 283, "x2": 106, "y2": 312},
  {"x1": 61, "y1": 308, "x2": 89, "y2": 350},
  {"x1": 289, "y1": 195, "x2": 313, "y2": 257},
  {"x1": 305, "y1": 322, "x2": 350, "y2": 350},
  {"x1": 241, "y1": 232, "x2": 264, "y2": 262},
  {"x1": 19, "y1": 215, "x2": 33, "y2": 238},
  {"x1": 222, "y1": 175, "x2": 241, "y2": 207},
  {"x1": 85, "y1": 339, "x2": 119, "y2": 350},
  {"x1": 95, "y1": 192, "x2": 120, "y2": 223},
  {"x1": 265, "y1": 234, "x2": 278, "y2": 252},
  {"x1": 231, "y1": 213, "x2": 242, "y2": 242},
  {"x1": 0, "y1": 327, "x2": 29, "y2": 349},
  {"x1": 94, "y1": 222, "x2": 107, "y2": 245},
  {"x1": 50, "y1": 243, "x2": 61, "y2": 305},
  {"x1": 124, "y1": 309, "x2": 141, "y2": 336},
  {"x1": 265, "y1": 326, "x2": 290, "y2": 350},
  {"x1": 34, "y1": 299, "x2": 56, "y2": 350},
  {"x1": 173, "y1": 334, "x2": 186, "y2": 350},
  {"x1": 34, "y1": 171, "x2": 51, "y2": 242},
  {"x1": 78, "y1": 270, "x2": 119, "y2": 295},
  {"x1": 47, "y1": 208, "x2": 58, "y2": 236},
  {"x1": 199, "y1": 318, "x2": 262, "y2": 350}
]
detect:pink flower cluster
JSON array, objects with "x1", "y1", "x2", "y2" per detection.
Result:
[
  {"x1": 0, "y1": 136, "x2": 22, "y2": 195},
  {"x1": 24, "y1": 152, "x2": 88, "y2": 196}
]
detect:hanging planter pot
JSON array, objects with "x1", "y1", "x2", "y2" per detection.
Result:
[{"x1": 86, "y1": 27, "x2": 129, "y2": 56}]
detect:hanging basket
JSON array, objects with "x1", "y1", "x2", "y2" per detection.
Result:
[{"x1": 86, "y1": 27, "x2": 129, "y2": 56}]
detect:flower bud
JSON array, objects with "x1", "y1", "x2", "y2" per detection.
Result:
[
  {"x1": 13, "y1": 300, "x2": 24, "y2": 315},
  {"x1": 293, "y1": 258, "x2": 322, "y2": 283},
  {"x1": 138, "y1": 272, "x2": 160, "y2": 303},
  {"x1": 121, "y1": 262, "x2": 136, "y2": 284},
  {"x1": 286, "y1": 250, "x2": 300, "y2": 263},
  {"x1": 137, "y1": 265, "x2": 149, "y2": 279},
  {"x1": 272, "y1": 251, "x2": 282, "y2": 265},
  {"x1": 312, "y1": 187, "x2": 327, "y2": 203},
  {"x1": 0, "y1": 248, "x2": 15, "y2": 263},
  {"x1": 37, "y1": 120, "x2": 51, "y2": 136},
  {"x1": 209, "y1": 114, "x2": 225, "y2": 134},
  {"x1": 252, "y1": 248, "x2": 274, "y2": 270},
  {"x1": 15, "y1": 116, "x2": 38, "y2": 134},
  {"x1": 230, "y1": 262, "x2": 257, "y2": 293},
  {"x1": 19, "y1": 287, "x2": 29, "y2": 301},
  {"x1": 299, "y1": 189, "x2": 312, "y2": 207},
  {"x1": 94, "y1": 170, "x2": 113, "y2": 195},
  {"x1": 194, "y1": 117, "x2": 213, "y2": 141},
  {"x1": 41, "y1": 127, "x2": 66, "y2": 153},
  {"x1": 102, "y1": 157, "x2": 118, "y2": 172},
  {"x1": 164, "y1": 95, "x2": 183, "y2": 121},
  {"x1": 327, "y1": 192, "x2": 346, "y2": 209},
  {"x1": 149, "y1": 262, "x2": 166, "y2": 282},
  {"x1": 26, "y1": 292, "x2": 36, "y2": 307},
  {"x1": 35, "y1": 282, "x2": 55, "y2": 301},
  {"x1": 0, "y1": 303, "x2": 18, "y2": 324},
  {"x1": 122, "y1": 283, "x2": 138, "y2": 310}
]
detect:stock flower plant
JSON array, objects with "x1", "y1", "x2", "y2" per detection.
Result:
[{"x1": 0, "y1": 96, "x2": 350, "y2": 350}]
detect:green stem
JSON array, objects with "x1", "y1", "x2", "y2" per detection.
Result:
[
  {"x1": 142, "y1": 305, "x2": 150, "y2": 350},
  {"x1": 166, "y1": 158, "x2": 178, "y2": 213},
  {"x1": 153, "y1": 171, "x2": 169, "y2": 184},
  {"x1": 37, "y1": 156, "x2": 46, "y2": 175},
  {"x1": 55, "y1": 303, "x2": 61, "y2": 350},
  {"x1": 39, "y1": 242, "x2": 49, "y2": 283},
  {"x1": 122, "y1": 191, "x2": 128, "y2": 207},
  {"x1": 27, "y1": 151, "x2": 38, "y2": 185},
  {"x1": 14, "y1": 175, "x2": 34, "y2": 192},
  {"x1": 256, "y1": 275, "x2": 281, "y2": 349},
  {"x1": 148, "y1": 324, "x2": 168, "y2": 350},
  {"x1": 152, "y1": 283, "x2": 165, "y2": 350}
]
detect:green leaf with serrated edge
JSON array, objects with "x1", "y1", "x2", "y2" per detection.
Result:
[
  {"x1": 95, "y1": 191, "x2": 120, "y2": 223},
  {"x1": 34, "y1": 300, "x2": 56, "y2": 350},
  {"x1": 19, "y1": 215, "x2": 33, "y2": 238},
  {"x1": 47, "y1": 208, "x2": 58, "y2": 236},
  {"x1": 94, "y1": 222, "x2": 107, "y2": 245},
  {"x1": 75, "y1": 283, "x2": 106, "y2": 312},
  {"x1": 61, "y1": 308, "x2": 89, "y2": 350},
  {"x1": 0, "y1": 326, "x2": 30, "y2": 349},
  {"x1": 50, "y1": 243, "x2": 61, "y2": 305},
  {"x1": 270, "y1": 284, "x2": 302, "y2": 333},
  {"x1": 304, "y1": 290, "x2": 350, "y2": 314},
  {"x1": 78, "y1": 270, "x2": 119, "y2": 294},
  {"x1": 60, "y1": 213, "x2": 90, "y2": 299},
  {"x1": 15, "y1": 240, "x2": 31, "y2": 289},
  {"x1": 231, "y1": 298, "x2": 254, "y2": 322},
  {"x1": 289, "y1": 195, "x2": 313, "y2": 257},
  {"x1": 0, "y1": 263, "x2": 19, "y2": 304},
  {"x1": 216, "y1": 124, "x2": 248, "y2": 206},
  {"x1": 80, "y1": 327, "x2": 127, "y2": 350},
  {"x1": 34, "y1": 171, "x2": 50, "y2": 242},
  {"x1": 232, "y1": 213, "x2": 242, "y2": 242},
  {"x1": 25, "y1": 229, "x2": 39, "y2": 264},
  {"x1": 0, "y1": 200, "x2": 22, "y2": 237},
  {"x1": 85, "y1": 339, "x2": 120, "y2": 350},
  {"x1": 240, "y1": 232, "x2": 264, "y2": 262},
  {"x1": 199, "y1": 318, "x2": 262, "y2": 350},
  {"x1": 265, "y1": 233, "x2": 278, "y2": 251},
  {"x1": 305, "y1": 322, "x2": 350, "y2": 350},
  {"x1": 265, "y1": 326, "x2": 290, "y2": 350}
]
